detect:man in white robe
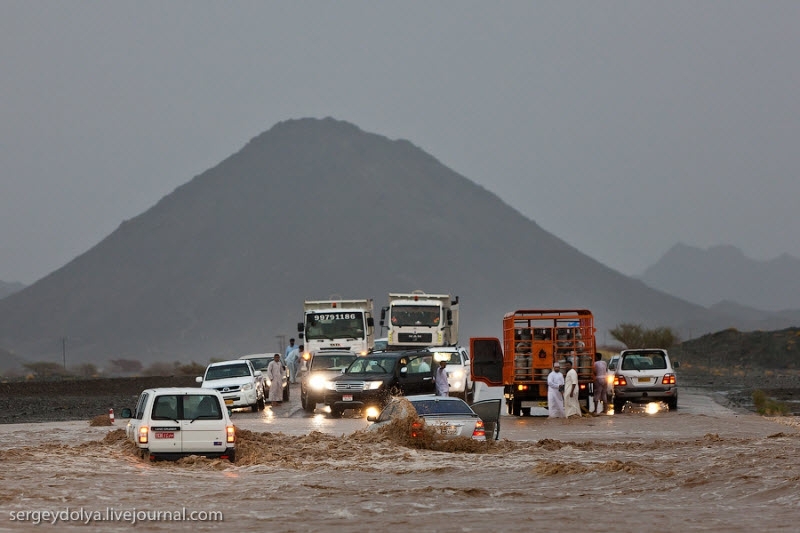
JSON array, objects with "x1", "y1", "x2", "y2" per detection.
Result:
[
  {"x1": 434, "y1": 360, "x2": 449, "y2": 396},
  {"x1": 266, "y1": 354, "x2": 285, "y2": 407},
  {"x1": 286, "y1": 344, "x2": 301, "y2": 384},
  {"x1": 563, "y1": 359, "x2": 581, "y2": 418},
  {"x1": 547, "y1": 362, "x2": 565, "y2": 418}
]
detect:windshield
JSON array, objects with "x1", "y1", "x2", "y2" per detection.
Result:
[
  {"x1": 432, "y1": 351, "x2": 462, "y2": 364},
  {"x1": 243, "y1": 357, "x2": 271, "y2": 370},
  {"x1": 390, "y1": 305, "x2": 441, "y2": 327},
  {"x1": 205, "y1": 363, "x2": 251, "y2": 380},
  {"x1": 311, "y1": 354, "x2": 357, "y2": 372},
  {"x1": 306, "y1": 312, "x2": 365, "y2": 340},
  {"x1": 152, "y1": 394, "x2": 222, "y2": 420},
  {"x1": 412, "y1": 399, "x2": 473, "y2": 416},
  {"x1": 621, "y1": 351, "x2": 667, "y2": 371},
  {"x1": 346, "y1": 357, "x2": 397, "y2": 374}
]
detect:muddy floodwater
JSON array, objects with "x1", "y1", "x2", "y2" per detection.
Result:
[{"x1": 0, "y1": 388, "x2": 798, "y2": 532}]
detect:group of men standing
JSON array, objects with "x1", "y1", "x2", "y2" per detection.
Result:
[{"x1": 547, "y1": 352, "x2": 609, "y2": 418}]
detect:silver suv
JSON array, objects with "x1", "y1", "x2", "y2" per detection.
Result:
[{"x1": 612, "y1": 348, "x2": 679, "y2": 411}]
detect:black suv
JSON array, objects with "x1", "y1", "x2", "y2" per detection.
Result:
[{"x1": 323, "y1": 350, "x2": 435, "y2": 418}]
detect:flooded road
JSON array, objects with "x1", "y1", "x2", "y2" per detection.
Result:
[{"x1": 0, "y1": 387, "x2": 798, "y2": 532}]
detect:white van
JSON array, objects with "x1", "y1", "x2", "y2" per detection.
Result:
[{"x1": 122, "y1": 387, "x2": 235, "y2": 462}]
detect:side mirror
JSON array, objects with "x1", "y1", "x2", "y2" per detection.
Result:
[
  {"x1": 367, "y1": 415, "x2": 377, "y2": 422},
  {"x1": 195, "y1": 376, "x2": 203, "y2": 384},
  {"x1": 367, "y1": 317, "x2": 375, "y2": 327},
  {"x1": 297, "y1": 322, "x2": 303, "y2": 332},
  {"x1": 121, "y1": 408, "x2": 133, "y2": 418}
]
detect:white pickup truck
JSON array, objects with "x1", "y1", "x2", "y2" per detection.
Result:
[{"x1": 196, "y1": 359, "x2": 266, "y2": 411}]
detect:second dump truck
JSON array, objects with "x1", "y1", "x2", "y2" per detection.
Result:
[
  {"x1": 470, "y1": 309, "x2": 596, "y2": 416},
  {"x1": 379, "y1": 291, "x2": 459, "y2": 350}
]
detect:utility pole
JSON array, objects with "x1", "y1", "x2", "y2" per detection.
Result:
[
  {"x1": 62, "y1": 337, "x2": 67, "y2": 369},
  {"x1": 276, "y1": 334, "x2": 286, "y2": 355}
]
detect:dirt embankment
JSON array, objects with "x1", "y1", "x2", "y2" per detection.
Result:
[{"x1": 0, "y1": 376, "x2": 198, "y2": 424}]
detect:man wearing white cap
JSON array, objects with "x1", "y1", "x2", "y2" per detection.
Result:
[{"x1": 563, "y1": 359, "x2": 581, "y2": 418}]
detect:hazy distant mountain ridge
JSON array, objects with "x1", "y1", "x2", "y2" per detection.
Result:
[
  {"x1": 0, "y1": 118, "x2": 790, "y2": 367},
  {"x1": 640, "y1": 243, "x2": 800, "y2": 311},
  {"x1": 0, "y1": 281, "x2": 24, "y2": 300}
]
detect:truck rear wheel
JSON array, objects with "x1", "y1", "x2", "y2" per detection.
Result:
[{"x1": 510, "y1": 397, "x2": 522, "y2": 416}]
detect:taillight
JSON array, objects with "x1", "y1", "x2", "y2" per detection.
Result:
[
  {"x1": 226, "y1": 425, "x2": 235, "y2": 443},
  {"x1": 661, "y1": 374, "x2": 676, "y2": 385},
  {"x1": 614, "y1": 375, "x2": 627, "y2": 386},
  {"x1": 579, "y1": 383, "x2": 586, "y2": 391},
  {"x1": 516, "y1": 384, "x2": 529, "y2": 391},
  {"x1": 472, "y1": 420, "x2": 486, "y2": 440},
  {"x1": 138, "y1": 426, "x2": 148, "y2": 444},
  {"x1": 411, "y1": 421, "x2": 423, "y2": 438}
]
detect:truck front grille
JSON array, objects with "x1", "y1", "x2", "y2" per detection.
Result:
[{"x1": 335, "y1": 382, "x2": 368, "y2": 392}]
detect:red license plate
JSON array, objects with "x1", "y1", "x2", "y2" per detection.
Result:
[
  {"x1": 155, "y1": 432, "x2": 174, "y2": 439},
  {"x1": 342, "y1": 394, "x2": 353, "y2": 402}
]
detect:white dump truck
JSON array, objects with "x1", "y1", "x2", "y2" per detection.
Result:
[
  {"x1": 379, "y1": 290, "x2": 459, "y2": 350},
  {"x1": 297, "y1": 298, "x2": 375, "y2": 355}
]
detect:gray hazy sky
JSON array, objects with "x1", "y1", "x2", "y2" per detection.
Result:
[{"x1": 2, "y1": 1, "x2": 799, "y2": 284}]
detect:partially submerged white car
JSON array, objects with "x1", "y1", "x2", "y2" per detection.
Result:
[{"x1": 122, "y1": 387, "x2": 235, "y2": 462}]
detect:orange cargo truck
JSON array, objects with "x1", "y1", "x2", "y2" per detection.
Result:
[{"x1": 470, "y1": 309, "x2": 596, "y2": 416}]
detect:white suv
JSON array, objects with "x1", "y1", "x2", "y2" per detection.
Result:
[
  {"x1": 429, "y1": 345, "x2": 474, "y2": 402},
  {"x1": 122, "y1": 387, "x2": 235, "y2": 462},
  {"x1": 612, "y1": 348, "x2": 679, "y2": 411},
  {"x1": 197, "y1": 359, "x2": 265, "y2": 411}
]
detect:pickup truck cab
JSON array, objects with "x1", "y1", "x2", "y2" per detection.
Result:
[
  {"x1": 196, "y1": 359, "x2": 265, "y2": 411},
  {"x1": 324, "y1": 350, "x2": 435, "y2": 418},
  {"x1": 121, "y1": 387, "x2": 235, "y2": 462}
]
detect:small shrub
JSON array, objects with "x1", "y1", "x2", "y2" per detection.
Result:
[{"x1": 752, "y1": 390, "x2": 791, "y2": 416}]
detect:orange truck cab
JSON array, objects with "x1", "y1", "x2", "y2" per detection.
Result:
[{"x1": 471, "y1": 309, "x2": 596, "y2": 416}]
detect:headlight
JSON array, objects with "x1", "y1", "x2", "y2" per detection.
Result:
[
  {"x1": 325, "y1": 381, "x2": 337, "y2": 391},
  {"x1": 309, "y1": 374, "x2": 327, "y2": 391},
  {"x1": 366, "y1": 381, "x2": 383, "y2": 390},
  {"x1": 265, "y1": 378, "x2": 272, "y2": 386},
  {"x1": 451, "y1": 370, "x2": 464, "y2": 380},
  {"x1": 242, "y1": 383, "x2": 253, "y2": 391}
]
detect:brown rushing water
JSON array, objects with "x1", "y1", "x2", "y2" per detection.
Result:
[{"x1": 0, "y1": 389, "x2": 798, "y2": 532}]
